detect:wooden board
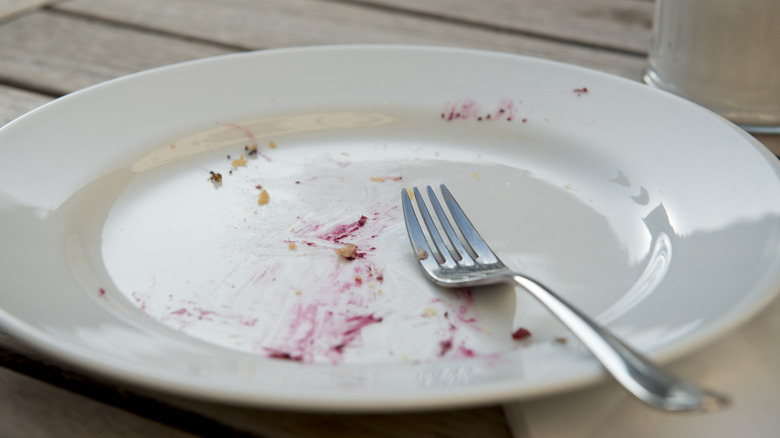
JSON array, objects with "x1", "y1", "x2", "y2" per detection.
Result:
[
  {"x1": 350, "y1": 0, "x2": 654, "y2": 54},
  {"x1": 55, "y1": 0, "x2": 647, "y2": 80},
  {"x1": 0, "y1": 10, "x2": 234, "y2": 95}
]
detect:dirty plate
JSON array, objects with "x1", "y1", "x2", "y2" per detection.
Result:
[{"x1": 1, "y1": 46, "x2": 780, "y2": 411}]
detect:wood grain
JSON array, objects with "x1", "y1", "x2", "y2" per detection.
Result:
[
  {"x1": 346, "y1": 0, "x2": 654, "y2": 54},
  {"x1": 0, "y1": 0, "x2": 55, "y2": 21},
  {"x1": 0, "y1": 10, "x2": 234, "y2": 95},
  {"x1": 55, "y1": 0, "x2": 647, "y2": 80},
  {"x1": 0, "y1": 84, "x2": 51, "y2": 126},
  {"x1": 0, "y1": 367, "x2": 194, "y2": 438},
  {"x1": 0, "y1": 330, "x2": 513, "y2": 437}
]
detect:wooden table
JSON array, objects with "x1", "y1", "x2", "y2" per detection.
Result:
[{"x1": 1, "y1": 1, "x2": 778, "y2": 436}]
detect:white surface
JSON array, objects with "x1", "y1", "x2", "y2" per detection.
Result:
[{"x1": 0, "y1": 46, "x2": 779, "y2": 411}]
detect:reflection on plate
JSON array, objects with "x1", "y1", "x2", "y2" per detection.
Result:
[{"x1": 1, "y1": 46, "x2": 780, "y2": 410}]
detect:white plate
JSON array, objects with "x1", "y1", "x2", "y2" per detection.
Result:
[{"x1": 2, "y1": 46, "x2": 780, "y2": 411}]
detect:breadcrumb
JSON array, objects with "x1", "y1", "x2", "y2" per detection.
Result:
[
  {"x1": 257, "y1": 189, "x2": 270, "y2": 205},
  {"x1": 232, "y1": 154, "x2": 247, "y2": 168},
  {"x1": 335, "y1": 244, "x2": 358, "y2": 260}
]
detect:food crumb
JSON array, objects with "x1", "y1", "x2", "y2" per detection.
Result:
[
  {"x1": 257, "y1": 189, "x2": 270, "y2": 205},
  {"x1": 472, "y1": 172, "x2": 478, "y2": 179},
  {"x1": 553, "y1": 336, "x2": 569, "y2": 345},
  {"x1": 423, "y1": 307, "x2": 437, "y2": 317},
  {"x1": 244, "y1": 144, "x2": 258, "y2": 156},
  {"x1": 335, "y1": 243, "x2": 358, "y2": 260},
  {"x1": 405, "y1": 188, "x2": 415, "y2": 200},
  {"x1": 295, "y1": 291, "x2": 302, "y2": 296},
  {"x1": 377, "y1": 289, "x2": 383, "y2": 295},
  {"x1": 512, "y1": 327, "x2": 532, "y2": 340},
  {"x1": 208, "y1": 171, "x2": 222, "y2": 183},
  {"x1": 232, "y1": 154, "x2": 248, "y2": 168},
  {"x1": 288, "y1": 242, "x2": 297, "y2": 250},
  {"x1": 371, "y1": 176, "x2": 386, "y2": 182},
  {"x1": 483, "y1": 327, "x2": 490, "y2": 334},
  {"x1": 269, "y1": 140, "x2": 277, "y2": 149},
  {"x1": 415, "y1": 248, "x2": 428, "y2": 260}
]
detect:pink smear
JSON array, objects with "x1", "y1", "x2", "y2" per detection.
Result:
[
  {"x1": 442, "y1": 98, "x2": 518, "y2": 122},
  {"x1": 98, "y1": 288, "x2": 106, "y2": 298},
  {"x1": 218, "y1": 122, "x2": 271, "y2": 161},
  {"x1": 573, "y1": 87, "x2": 589, "y2": 97},
  {"x1": 317, "y1": 215, "x2": 368, "y2": 243},
  {"x1": 439, "y1": 338, "x2": 454, "y2": 356}
]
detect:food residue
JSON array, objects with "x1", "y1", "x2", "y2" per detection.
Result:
[
  {"x1": 257, "y1": 189, "x2": 270, "y2": 205},
  {"x1": 208, "y1": 171, "x2": 222, "y2": 183},
  {"x1": 269, "y1": 140, "x2": 277, "y2": 149},
  {"x1": 512, "y1": 327, "x2": 532, "y2": 340},
  {"x1": 415, "y1": 248, "x2": 428, "y2": 260},
  {"x1": 245, "y1": 144, "x2": 258, "y2": 156},
  {"x1": 574, "y1": 87, "x2": 589, "y2": 96},
  {"x1": 232, "y1": 154, "x2": 247, "y2": 168},
  {"x1": 335, "y1": 243, "x2": 358, "y2": 260},
  {"x1": 288, "y1": 242, "x2": 297, "y2": 250}
]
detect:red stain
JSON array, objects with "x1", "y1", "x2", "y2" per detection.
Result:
[
  {"x1": 573, "y1": 87, "x2": 589, "y2": 97},
  {"x1": 439, "y1": 338, "x2": 454, "y2": 356},
  {"x1": 512, "y1": 327, "x2": 532, "y2": 340},
  {"x1": 458, "y1": 346, "x2": 475, "y2": 357}
]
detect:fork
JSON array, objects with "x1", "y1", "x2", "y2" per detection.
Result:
[{"x1": 402, "y1": 184, "x2": 728, "y2": 412}]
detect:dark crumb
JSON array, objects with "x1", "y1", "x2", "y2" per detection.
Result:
[
  {"x1": 512, "y1": 327, "x2": 532, "y2": 340},
  {"x1": 266, "y1": 350, "x2": 303, "y2": 362},
  {"x1": 444, "y1": 311, "x2": 449, "y2": 318},
  {"x1": 208, "y1": 171, "x2": 222, "y2": 183},
  {"x1": 574, "y1": 87, "x2": 589, "y2": 96},
  {"x1": 507, "y1": 117, "x2": 513, "y2": 121},
  {"x1": 229, "y1": 170, "x2": 233, "y2": 175},
  {"x1": 295, "y1": 181, "x2": 301, "y2": 184},
  {"x1": 486, "y1": 114, "x2": 491, "y2": 119},
  {"x1": 439, "y1": 339, "x2": 453, "y2": 357},
  {"x1": 499, "y1": 108, "x2": 505, "y2": 113},
  {"x1": 256, "y1": 184, "x2": 263, "y2": 190},
  {"x1": 441, "y1": 113, "x2": 445, "y2": 119},
  {"x1": 227, "y1": 155, "x2": 231, "y2": 160},
  {"x1": 522, "y1": 118, "x2": 528, "y2": 123},
  {"x1": 477, "y1": 117, "x2": 483, "y2": 121},
  {"x1": 245, "y1": 144, "x2": 258, "y2": 156}
]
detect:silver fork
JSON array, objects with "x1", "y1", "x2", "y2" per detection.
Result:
[{"x1": 402, "y1": 184, "x2": 728, "y2": 412}]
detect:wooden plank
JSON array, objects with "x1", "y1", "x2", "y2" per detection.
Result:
[
  {"x1": 0, "y1": 84, "x2": 52, "y2": 126},
  {"x1": 0, "y1": 367, "x2": 195, "y2": 437},
  {"x1": 347, "y1": 0, "x2": 654, "y2": 54},
  {"x1": 0, "y1": 0, "x2": 55, "y2": 22},
  {"x1": 0, "y1": 11, "x2": 235, "y2": 95},
  {"x1": 55, "y1": 0, "x2": 647, "y2": 80},
  {"x1": 0, "y1": 330, "x2": 512, "y2": 437},
  {"x1": 754, "y1": 134, "x2": 780, "y2": 157}
]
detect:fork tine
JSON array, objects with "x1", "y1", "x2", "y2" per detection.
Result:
[
  {"x1": 412, "y1": 187, "x2": 458, "y2": 266},
  {"x1": 401, "y1": 188, "x2": 450, "y2": 268},
  {"x1": 440, "y1": 184, "x2": 499, "y2": 264},
  {"x1": 425, "y1": 186, "x2": 475, "y2": 266}
]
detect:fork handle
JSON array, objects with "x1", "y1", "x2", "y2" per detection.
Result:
[{"x1": 507, "y1": 273, "x2": 728, "y2": 412}]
